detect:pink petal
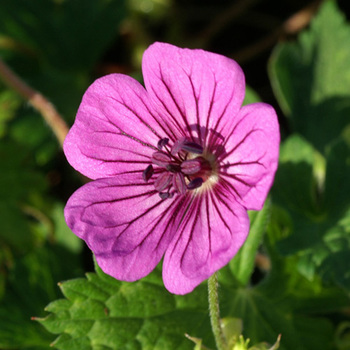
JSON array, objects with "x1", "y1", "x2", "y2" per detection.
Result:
[
  {"x1": 142, "y1": 42, "x2": 245, "y2": 146},
  {"x1": 219, "y1": 103, "x2": 280, "y2": 210},
  {"x1": 63, "y1": 74, "x2": 170, "y2": 180},
  {"x1": 162, "y1": 189, "x2": 249, "y2": 294},
  {"x1": 64, "y1": 174, "x2": 182, "y2": 281}
]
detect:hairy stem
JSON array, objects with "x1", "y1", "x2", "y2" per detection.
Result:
[
  {"x1": 208, "y1": 273, "x2": 227, "y2": 350},
  {"x1": 0, "y1": 58, "x2": 69, "y2": 147}
]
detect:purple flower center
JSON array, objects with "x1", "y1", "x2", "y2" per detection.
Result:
[{"x1": 143, "y1": 137, "x2": 215, "y2": 199}]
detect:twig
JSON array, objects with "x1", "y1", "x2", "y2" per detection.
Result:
[
  {"x1": 0, "y1": 58, "x2": 69, "y2": 147},
  {"x1": 255, "y1": 252, "x2": 271, "y2": 271},
  {"x1": 282, "y1": 1, "x2": 321, "y2": 34},
  {"x1": 231, "y1": 0, "x2": 322, "y2": 63},
  {"x1": 198, "y1": 0, "x2": 261, "y2": 48}
]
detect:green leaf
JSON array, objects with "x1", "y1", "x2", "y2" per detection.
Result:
[
  {"x1": 219, "y1": 284, "x2": 334, "y2": 350},
  {"x1": 0, "y1": 140, "x2": 46, "y2": 200},
  {"x1": 271, "y1": 134, "x2": 325, "y2": 255},
  {"x1": 9, "y1": 110, "x2": 59, "y2": 165},
  {"x1": 272, "y1": 135, "x2": 322, "y2": 227},
  {"x1": 317, "y1": 138, "x2": 350, "y2": 289},
  {"x1": 272, "y1": 135, "x2": 350, "y2": 289},
  {"x1": 269, "y1": 0, "x2": 350, "y2": 152},
  {"x1": 0, "y1": 0, "x2": 127, "y2": 125},
  {"x1": 39, "y1": 261, "x2": 214, "y2": 350},
  {"x1": 51, "y1": 203, "x2": 83, "y2": 254},
  {"x1": 0, "y1": 245, "x2": 83, "y2": 349},
  {"x1": 217, "y1": 220, "x2": 350, "y2": 350},
  {"x1": 323, "y1": 138, "x2": 350, "y2": 217},
  {"x1": 229, "y1": 200, "x2": 271, "y2": 286},
  {"x1": 0, "y1": 201, "x2": 35, "y2": 252},
  {"x1": 0, "y1": 0, "x2": 126, "y2": 71},
  {"x1": 318, "y1": 249, "x2": 350, "y2": 290},
  {"x1": 243, "y1": 86, "x2": 261, "y2": 106},
  {"x1": 0, "y1": 139, "x2": 48, "y2": 253},
  {"x1": 0, "y1": 86, "x2": 21, "y2": 137},
  {"x1": 263, "y1": 220, "x2": 350, "y2": 315},
  {"x1": 215, "y1": 134, "x2": 350, "y2": 349}
]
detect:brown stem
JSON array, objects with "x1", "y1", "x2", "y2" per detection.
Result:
[
  {"x1": 197, "y1": 0, "x2": 261, "y2": 48},
  {"x1": 231, "y1": 1, "x2": 322, "y2": 63},
  {"x1": 255, "y1": 252, "x2": 271, "y2": 271},
  {"x1": 0, "y1": 58, "x2": 69, "y2": 147}
]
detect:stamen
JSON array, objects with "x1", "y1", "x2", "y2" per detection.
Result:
[
  {"x1": 181, "y1": 159, "x2": 202, "y2": 175},
  {"x1": 166, "y1": 163, "x2": 181, "y2": 173},
  {"x1": 157, "y1": 138, "x2": 169, "y2": 150},
  {"x1": 159, "y1": 191, "x2": 173, "y2": 199},
  {"x1": 152, "y1": 151, "x2": 171, "y2": 167},
  {"x1": 173, "y1": 172, "x2": 186, "y2": 194},
  {"x1": 187, "y1": 177, "x2": 203, "y2": 190},
  {"x1": 154, "y1": 172, "x2": 172, "y2": 192},
  {"x1": 171, "y1": 137, "x2": 186, "y2": 156},
  {"x1": 142, "y1": 164, "x2": 154, "y2": 182},
  {"x1": 181, "y1": 140, "x2": 203, "y2": 154},
  {"x1": 171, "y1": 137, "x2": 204, "y2": 155},
  {"x1": 146, "y1": 136, "x2": 215, "y2": 198}
]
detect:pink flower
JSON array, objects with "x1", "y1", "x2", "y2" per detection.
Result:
[{"x1": 64, "y1": 42, "x2": 279, "y2": 295}]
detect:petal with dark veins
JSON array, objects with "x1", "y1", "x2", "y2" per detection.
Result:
[
  {"x1": 142, "y1": 42, "x2": 245, "y2": 147},
  {"x1": 64, "y1": 174, "x2": 183, "y2": 281},
  {"x1": 163, "y1": 187, "x2": 249, "y2": 295},
  {"x1": 219, "y1": 103, "x2": 280, "y2": 210},
  {"x1": 64, "y1": 74, "x2": 173, "y2": 180}
]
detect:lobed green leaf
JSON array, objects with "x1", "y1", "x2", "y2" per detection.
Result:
[
  {"x1": 269, "y1": 0, "x2": 350, "y2": 152},
  {"x1": 39, "y1": 261, "x2": 214, "y2": 350}
]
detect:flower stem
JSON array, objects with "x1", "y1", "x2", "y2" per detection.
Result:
[{"x1": 208, "y1": 272, "x2": 227, "y2": 350}]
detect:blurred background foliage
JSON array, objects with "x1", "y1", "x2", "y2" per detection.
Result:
[{"x1": 0, "y1": 0, "x2": 349, "y2": 349}]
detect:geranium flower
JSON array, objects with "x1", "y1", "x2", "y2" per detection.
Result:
[{"x1": 64, "y1": 42, "x2": 279, "y2": 295}]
